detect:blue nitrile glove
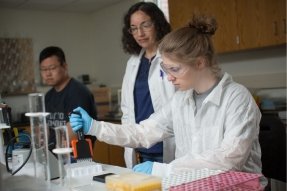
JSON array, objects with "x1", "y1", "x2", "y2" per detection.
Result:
[
  {"x1": 132, "y1": 161, "x2": 153, "y2": 174},
  {"x1": 69, "y1": 107, "x2": 92, "y2": 134}
]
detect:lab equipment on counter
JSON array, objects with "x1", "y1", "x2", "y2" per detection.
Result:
[
  {"x1": 0, "y1": 103, "x2": 13, "y2": 165},
  {"x1": 93, "y1": 173, "x2": 115, "y2": 183},
  {"x1": 105, "y1": 172, "x2": 162, "y2": 191},
  {"x1": 25, "y1": 93, "x2": 51, "y2": 181},
  {"x1": 0, "y1": 124, "x2": 10, "y2": 165},
  {"x1": 7, "y1": 147, "x2": 60, "y2": 179},
  {"x1": 11, "y1": 148, "x2": 32, "y2": 173},
  {"x1": 162, "y1": 168, "x2": 222, "y2": 190},
  {"x1": 68, "y1": 161, "x2": 102, "y2": 178},
  {"x1": 168, "y1": 171, "x2": 264, "y2": 191},
  {"x1": 52, "y1": 125, "x2": 72, "y2": 186}
]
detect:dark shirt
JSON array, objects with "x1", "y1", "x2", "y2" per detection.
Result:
[
  {"x1": 134, "y1": 56, "x2": 163, "y2": 154},
  {"x1": 45, "y1": 78, "x2": 97, "y2": 150}
]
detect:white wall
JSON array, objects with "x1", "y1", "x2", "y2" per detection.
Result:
[
  {"x1": 0, "y1": 0, "x2": 136, "y2": 88},
  {"x1": 89, "y1": 0, "x2": 137, "y2": 88},
  {"x1": 218, "y1": 45, "x2": 286, "y2": 89},
  {"x1": 0, "y1": 8, "x2": 92, "y2": 85}
]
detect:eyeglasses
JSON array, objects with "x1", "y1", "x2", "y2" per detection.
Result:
[
  {"x1": 40, "y1": 65, "x2": 61, "y2": 73},
  {"x1": 160, "y1": 62, "x2": 190, "y2": 78},
  {"x1": 128, "y1": 20, "x2": 154, "y2": 35}
]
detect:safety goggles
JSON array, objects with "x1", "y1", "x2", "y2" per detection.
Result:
[{"x1": 160, "y1": 62, "x2": 190, "y2": 78}]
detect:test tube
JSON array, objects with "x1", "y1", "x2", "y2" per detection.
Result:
[
  {"x1": 25, "y1": 93, "x2": 51, "y2": 181},
  {"x1": 53, "y1": 125, "x2": 72, "y2": 187}
]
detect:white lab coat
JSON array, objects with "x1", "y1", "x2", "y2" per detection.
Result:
[
  {"x1": 89, "y1": 73, "x2": 262, "y2": 177},
  {"x1": 120, "y1": 49, "x2": 176, "y2": 169}
]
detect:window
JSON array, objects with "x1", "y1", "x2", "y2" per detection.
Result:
[
  {"x1": 143, "y1": 0, "x2": 169, "y2": 22},
  {"x1": 157, "y1": 0, "x2": 169, "y2": 22}
]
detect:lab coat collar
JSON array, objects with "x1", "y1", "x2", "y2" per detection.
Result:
[
  {"x1": 131, "y1": 49, "x2": 161, "y2": 67},
  {"x1": 180, "y1": 89, "x2": 194, "y2": 108},
  {"x1": 183, "y1": 72, "x2": 232, "y2": 106},
  {"x1": 130, "y1": 50, "x2": 143, "y2": 67},
  {"x1": 205, "y1": 72, "x2": 232, "y2": 106}
]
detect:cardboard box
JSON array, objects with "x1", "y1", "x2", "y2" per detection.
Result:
[{"x1": 89, "y1": 87, "x2": 111, "y2": 119}]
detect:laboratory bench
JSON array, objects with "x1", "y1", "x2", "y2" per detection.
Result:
[
  {"x1": 1, "y1": 162, "x2": 131, "y2": 191},
  {"x1": 2, "y1": 113, "x2": 285, "y2": 190},
  {"x1": 1, "y1": 162, "x2": 269, "y2": 191}
]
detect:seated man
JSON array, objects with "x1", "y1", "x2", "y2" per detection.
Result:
[{"x1": 39, "y1": 46, "x2": 97, "y2": 150}]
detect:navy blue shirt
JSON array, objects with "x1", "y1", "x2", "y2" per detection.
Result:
[
  {"x1": 134, "y1": 56, "x2": 163, "y2": 154},
  {"x1": 45, "y1": 78, "x2": 97, "y2": 150}
]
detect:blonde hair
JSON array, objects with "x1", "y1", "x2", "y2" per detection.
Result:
[{"x1": 159, "y1": 14, "x2": 221, "y2": 77}]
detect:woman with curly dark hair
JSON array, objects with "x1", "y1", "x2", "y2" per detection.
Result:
[{"x1": 120, "y1": 2, "x2": 176, "y2": 169}]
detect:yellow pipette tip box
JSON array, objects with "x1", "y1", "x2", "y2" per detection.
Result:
[{"x1": 106, "y1": 172, "x2": 162, "y2": 191}]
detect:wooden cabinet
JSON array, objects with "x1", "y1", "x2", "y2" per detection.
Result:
[
  {"x1": 271, "y1": 0, "x2": 286, "y2": 44},
  {"x1": 278, "y1": 0, "x2": 287, "y2": 43},
  {"x1": 93, "y1": 140, "x2": 126, "y2": 167},
  {"x1": 92, "y1": 119, "x2": 125, "y2": 167},
  {"x1": 237, "y1": 0, "x2": 286, "y2": 50},
  {"x1": 168, "y1": 0, "x2": 286, "y2": 53},
  {"x1": 169, "y1": 0, "x2": 238, "y2": 53}
]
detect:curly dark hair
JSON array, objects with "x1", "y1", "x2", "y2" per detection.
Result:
[{"x1": 122, "y1": 2, "x2": 171, "y2": 55}]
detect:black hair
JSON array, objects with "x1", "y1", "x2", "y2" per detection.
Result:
[
  {"x1": 39, "y1": 46, "x2": 66, "y2": 65},
  {"x1": 121, "y1": 2, "x2": 171, "y2": 55}
]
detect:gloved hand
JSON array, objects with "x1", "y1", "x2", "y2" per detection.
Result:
[
  {"x1": 132, "y1": 161, "x2": 153, "y2": 174},
  {"x1": 69, "y1": 107, "x2": 92, "y2": 134}
]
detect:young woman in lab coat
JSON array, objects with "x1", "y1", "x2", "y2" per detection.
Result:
[
  {"x1": 70, "y1": 15, "x2": 262, "y2": 177},
  {"x1": 120, "y1": 2, "x2": 175, "y2": 168}
]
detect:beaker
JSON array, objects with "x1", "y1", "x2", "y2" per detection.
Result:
[
  {"x1": 25, "y1": 93, "x2": 51, "y2": 181},
  {"x1": 52, "y1": 125, "x2": 72, "y2": 187}
]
